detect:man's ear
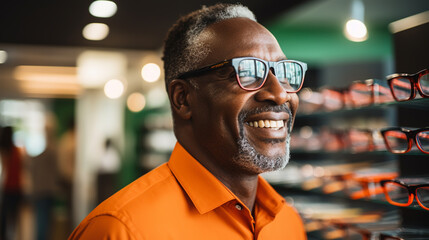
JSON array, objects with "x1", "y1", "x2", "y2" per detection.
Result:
[{"x1": 168, "y1": 79, "x2": 192, "y2": 120}]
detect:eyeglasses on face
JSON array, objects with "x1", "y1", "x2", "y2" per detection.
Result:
[
  {"x1": 386, "y1": 68, "x2": 429, "y2": 102},
  {"x1": 380, "y1": 127, "x2": 429, "y2": 154},
  {"x1": 380, "y1": 179, "x2": 429, "y2": 211},
  {"x1": 178, "y1": 57, "x2": 307, "y2": 92}
]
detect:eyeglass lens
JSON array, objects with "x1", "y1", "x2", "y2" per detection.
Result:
[
  {"x1": 383, "y1": 182, "x2": 429, "y2": 209},
  {"x1": 383, "y1": 129, "x2": 429, "y2": 154},
  {"x1": 384, "y1": 182, "x2": 412, "y2": 205},
  {"x1": 383, "y1": 130, "x2": 409, "y2": 153},
  {"x1": 237, "y1": 59, "x2": 303, "y2": 91},
  {"x1": 389, "y1": 71, "x2": 429, "y2": 101}
]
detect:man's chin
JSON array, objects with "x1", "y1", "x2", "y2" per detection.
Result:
[{"x1": 232, "y1": 135, "x2": 290, "y2": 174}]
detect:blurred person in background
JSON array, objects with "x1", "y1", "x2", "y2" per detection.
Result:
[
  {"x1": 69, "y1": 3, "x2": 307, "y2": 239},
  {"x1": 0, "y1": 126, "x2": 24, "y2": 240},
  {"x1": 30, "y1": 113, "x2": 60, "y2": 240},
  {"x1": 96, "y1": 138, "x2": 121, "y2": 204},
  {"x1": 58, "y1": 118, "x2": 76, "y2": 234}
]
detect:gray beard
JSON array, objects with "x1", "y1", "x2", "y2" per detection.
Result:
[
  {"x1": 232, "y1": 134, "x2": 291, "y2": 174},
  {"x1": 232, "y1": 104, "x2": 293, "y2": 174}
]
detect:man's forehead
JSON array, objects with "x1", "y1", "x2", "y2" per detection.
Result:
[{"x1": 198, "y1": 18, "x2": 286, "y2": 64}]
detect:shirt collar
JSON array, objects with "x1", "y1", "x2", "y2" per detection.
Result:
[
  {"x1": 256, "y1": 176, "x2": 285, "y2": 217},
  {"x1": 168, "y1": 142, "x2": 285, "y2": 216},
  {"x1": 168, "y1": 143, "x2": 235, "y2": 214}
]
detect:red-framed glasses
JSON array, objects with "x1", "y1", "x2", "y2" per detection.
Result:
[
  {"x1": 386, "y1": 68, "x2": 429, "y2": 102},
  {"x1": 380, "y1": 127, "x2": 429, "y2": 154},
  {"x1": 380, "y1": 179, "x2": 429, "y2": 211}
]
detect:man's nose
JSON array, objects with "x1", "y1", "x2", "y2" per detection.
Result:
[{"x1": 254, "y1": 71, "x2": 290, "y2": 105}]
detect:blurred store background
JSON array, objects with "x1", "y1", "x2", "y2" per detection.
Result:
[{"x1": 0, "y1": 0, "x2": 428, "y2": 239}]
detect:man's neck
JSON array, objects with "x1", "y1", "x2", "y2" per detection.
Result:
[
  {"x1": 199, "y1": 158, "x2": 259, "y2": 212},
  {"x1": 218, "y1": 173, "x2": 259, "y2": 212}
]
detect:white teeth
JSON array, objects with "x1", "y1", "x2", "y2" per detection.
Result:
[
  {"x1": 248, "y1": 120, "x2": 285, "y2": 129},
  {"x1": 264, "y1": 120, "x2": 270, "y2": 127}
]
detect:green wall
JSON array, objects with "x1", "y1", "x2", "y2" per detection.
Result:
[{"x1": 267, "y1": 23, "x2": 394, "y2": 66}]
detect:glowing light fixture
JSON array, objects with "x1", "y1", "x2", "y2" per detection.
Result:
[
  {"x1": 127, "y1": 92, "x2": 146, "y2": 112},
  {"x1": 77, "y1": 51, "x2": 127, "y2": 88},
  {"x1": 104, "y1": 79, "x2": 124, "y2": 99},
  {"x1": 141, "y1": 63, "x2": 161, "y2": 82},
  {"x1": 89, "y1": 0, "x2": 117, "y2": 18},
  {"x1": 82, "y1": 23, "x2": 109, "y2": 41},
  {"x1": 13, "y1": 65, "x2": 81, "y2": 97},
  {"x1": 0, "y1": 50, "x2": 7, "y2": 64},
  {"x1": 344, "y1": 0, "x2": 368, "y2": 42}
]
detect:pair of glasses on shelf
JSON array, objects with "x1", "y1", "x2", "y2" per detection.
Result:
[
  {"x1": 380, "y1": 127, "x2": 429, "y2": 154},
  {"x1": 348, "y1": 79, "x2": 395, "y2": 107},
  {"x1": 380, "y1": 178, "x2": 429, "y2": 211},
  {"x1": 386, "y1": 68, "x2": 429, "y2": 102}
]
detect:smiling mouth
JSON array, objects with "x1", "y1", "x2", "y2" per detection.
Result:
[{"x1": 245, "y1": 120, "x2": 286, "y2": 130}]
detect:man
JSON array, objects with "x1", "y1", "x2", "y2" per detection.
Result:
[{"x1": 69, "y1": 3, "x2": 307, "y2": 239}]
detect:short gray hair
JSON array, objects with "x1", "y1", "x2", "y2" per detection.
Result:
[{"x1": 162, "y1": 3, "x2": 256, "y2": 90}]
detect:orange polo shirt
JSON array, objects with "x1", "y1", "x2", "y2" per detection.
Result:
[{"x1": 69, "y1": 143, "x2": 306, "y2": 239}]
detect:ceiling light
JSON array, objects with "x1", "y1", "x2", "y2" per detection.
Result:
[
  {"x1": 345, "y1": 19, "x2": 368, "y2": 42},
  {"x1": 141, "y1": 63, "x2": 161, "y2": 82},
  {"x1": 344, "y1": 0, "x2": 368, "y2": 42},
  {"x1": 82, "y1": 23, "x2": 109, "y2": 41},
  {"x1": 89, "y1": 0, "x2": 117, "y2": 18},
  {"x1": 104, "y1": 79, "x2": 124, "y2": 99},
  {"x1": 127, "y1": 92, "x2": 146, "y2": 112}
]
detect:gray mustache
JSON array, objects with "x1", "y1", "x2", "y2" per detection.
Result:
[
  {"x1": 238, "y1": 104, "x2": 293, "y2": 135},
  {"x1": 238, "y1": 104, "x2": 292, "y2": 122}
]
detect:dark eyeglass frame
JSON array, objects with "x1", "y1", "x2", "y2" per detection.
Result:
[
  {"x1": 380, "y1": 127, "x2": 429, "y2": 154},
  {"x1": 386, "y1": 68, "x2": 429, "y2": 102},
  {"x1": 178, "y1": 57, "x2": 307, "y2": 92},
  {"x1": 380, "y1": 179, "x2": 429, "y2": 211}
]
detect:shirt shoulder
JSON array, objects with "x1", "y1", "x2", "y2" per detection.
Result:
[
  {"x1": 69, "y1": 163, "x2": 182, "y2": 239},
  {"x1": 68, "y1": 215, "x2": 134, "y2": 240}
]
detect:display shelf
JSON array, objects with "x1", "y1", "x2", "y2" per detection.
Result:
[
  {"x1": 296, "y1": 98, "x2": 429, "y2": 120},
  {"x1": 274, "y1": 183, "x2": 429, "y2": 214},
  {"x1": 289, "y1": 88, "x2": 428, "y2": 237},
  {"x1": 292, "y1": 150, "x2": 428, "y2": 157}
]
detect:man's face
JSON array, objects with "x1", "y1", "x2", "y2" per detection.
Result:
[{"x1": 188, "y1": 18, "x2": 299, "y2": 175}]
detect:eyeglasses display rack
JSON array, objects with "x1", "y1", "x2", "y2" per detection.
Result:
[{"x1": 264, "y1": 16, "x2": 429, "y2": 240}]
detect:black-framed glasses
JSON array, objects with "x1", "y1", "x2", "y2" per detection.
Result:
[
  {"x1": 380, "y1": 127, "x2": 429, "y2": 154},
  {"x1": 178, "y1": 57, "x2": 307, "y2": 92},
  {"x1": 380, "y1": 179, "x2": 429, "y2": 211},
  {"x1": 386, "y1": 69, "x2": 429, "y2": 102}
]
